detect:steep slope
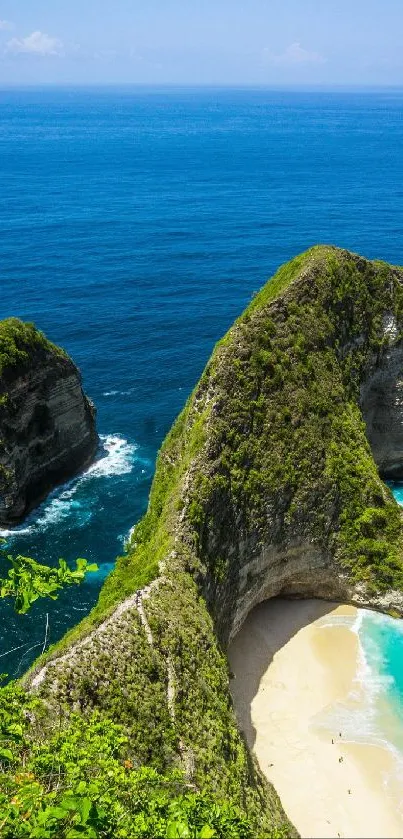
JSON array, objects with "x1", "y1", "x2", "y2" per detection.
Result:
[
  {"x1": 0, "y1": 318, "x2": 97, "y2": 525},
  {"x1": 25, "y1": 246, "x2": 403, "y2": 834}
]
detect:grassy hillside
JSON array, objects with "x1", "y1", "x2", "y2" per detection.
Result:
[
  {"x1": 0, "y1": 318, "x2": 67, "y2": 379},
  {"x1": 3, "y1": 246, "x2": 403, "y2": 837}
]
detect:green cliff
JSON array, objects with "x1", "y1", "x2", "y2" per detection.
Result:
[
  {"x1": 0, "y1": 318, "x2": 97, "y2": 525},
  {"x1": 3, "y1": 246, "x2": 403, "y2": 837}
]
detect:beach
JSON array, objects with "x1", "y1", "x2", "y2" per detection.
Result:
[{"x1": 228, "y1": 598, "x2": 403, "y2": 839}]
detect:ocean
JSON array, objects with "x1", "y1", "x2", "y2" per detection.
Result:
[{"x1": 1, "y1": 85, "x2": 403, "y2": 759}]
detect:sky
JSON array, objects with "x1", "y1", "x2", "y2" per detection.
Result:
[{"x1": 0, "y1": 0, "x2": 402, "y2": 86}]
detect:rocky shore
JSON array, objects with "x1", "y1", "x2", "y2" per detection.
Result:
[{"x1": 0, "y1": 318, "x2": 97, "y2": 526}]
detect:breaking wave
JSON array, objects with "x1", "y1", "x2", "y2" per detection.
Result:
[{"x1": 0, "y1": 434, "x2": 139, "y2": 538}]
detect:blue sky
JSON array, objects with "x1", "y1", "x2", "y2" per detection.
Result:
[{"x1": 0, "y1": 0, "x2": 402, "y2": 86}]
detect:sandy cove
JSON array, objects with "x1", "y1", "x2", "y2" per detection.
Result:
[{"x1": 228, "y1": 598, "x2": 403, "y2": 839}]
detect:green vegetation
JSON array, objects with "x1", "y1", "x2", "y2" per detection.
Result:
[
  {"x1": 27, "y1": 571, "x2": 288, "y2": 837},
  {"x1": 34, "y1": 385, "x2": 210, "y2": 659},
  {"x1": 0, "y1": 544, "x2": 97, "y2": 614},
  {"x1": 4, "y1": 246, "x2": 403, "y2": 838},
  {"x1": 185, "y1": 246, "x2": 403, "y2": 591},
  {"x1": 0, "y1": 319, "x2": 67, "y2": 379},
  {"x1": 0, "y1": 683, "x2": 259, "y2": 838},
  {"x1": 0, "y1": 553, "x2": 280, "y2": 836}
]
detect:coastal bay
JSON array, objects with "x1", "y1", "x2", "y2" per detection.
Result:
[
  {"x1": 229, "y1": 599, "x2": 403, "y2": 838},
  {"x1": 2, "y1": 86, "x2": 403, "y2": 837},
  {"x1": 2, "y1": 87, "x2": 403, "y2": 676}
]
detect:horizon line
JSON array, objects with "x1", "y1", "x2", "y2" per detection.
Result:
[{"x1": 1, "y1": 82, "x2": 403, "y2": 92}]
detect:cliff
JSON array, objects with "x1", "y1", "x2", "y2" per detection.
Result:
[
  {"x1": 0, "y1": 318, "x2": 97, "y2": 525},
  {"x1": 22, "y1": 247, "x2": 403, "y2": 834}
]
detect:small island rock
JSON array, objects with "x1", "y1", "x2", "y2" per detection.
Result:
[{"x1": 0, "y1": 318, "x2": 98, "y2": 525}]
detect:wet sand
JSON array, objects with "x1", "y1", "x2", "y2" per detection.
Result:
[{"x1": 228, "y1": 598, "x2": 403, "y2": 839}]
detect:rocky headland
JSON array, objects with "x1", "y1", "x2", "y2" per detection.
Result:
[
  {"x1": 7, "y1": 245, "x2": 403, "y2": 835},
  {"x1": 0, "y1": 318, "x2": 97, "y2": 526}
]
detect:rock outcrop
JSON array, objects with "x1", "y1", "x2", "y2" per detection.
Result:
[
  {"x1": 25, "y1": 247, "x2": 403, "y2": 835},
  {"x1": 0, "y1": 318, "x2": 97, "y2": 525},
  {"x1": 360, "y1": 333, "x2": 403, "y2": 479}
]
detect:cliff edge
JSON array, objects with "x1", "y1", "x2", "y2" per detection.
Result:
[
  {"x1": 0, "y1": 318, "x2": 97, "y2": 525},
  {"x1": 25, "y1": 247, "x2": 403, "y2": 835}
]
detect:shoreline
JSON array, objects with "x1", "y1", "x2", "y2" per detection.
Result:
[{"x1": 228, "y1": 598, "x2": 403, "y2": 839}]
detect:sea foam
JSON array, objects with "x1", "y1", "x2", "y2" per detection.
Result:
[
  {"x1": 313, "y1": 606, "x2": 403, "y2": 791},
  {"x1": 0, "y1": 434, "x2": 138, "y2": 538}
]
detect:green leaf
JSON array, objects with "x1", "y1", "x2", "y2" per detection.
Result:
[
  {"x1": 166, "y1": 821, "x2": 191, "y2": 838},
  {"x1": 199, "y1": 827, "x2": 216, "y2": 838},
  {"x1": 75, "y1": 558, "x2": 87, "y2": 571},
  {"x1": 60, "y1": 795, "x2": 81, "y2": 811},
  {"x1": 0, "y1": 552, "x2": 97, "y2": 613},
  {"x1": 75, "y1": 780, "x2": 87, "y2": 795},
  {"x1": 29, "y1": 828, "x2": 52, "y2": 838},
  {"x1": 45, "y1": 806, "x2": 69, "y2": 821},
  {"x1": 7, "y1": 722, "x2": 23, "y2": 738},
  {"x1": 77, "y1": 797, "x2": 92, "y2": 824}
]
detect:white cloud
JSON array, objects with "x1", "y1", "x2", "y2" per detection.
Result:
[
  {"x1": 6, "y1": 30, "x2": 64, "y2": 57},
  {"x1": 0, "y1": 19, "x2": 13, "y2": 31},
  {"x1": 263, "y1": 42, "x2": 325, "y2": 66}
]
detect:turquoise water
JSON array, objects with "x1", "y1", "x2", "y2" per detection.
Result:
[
  {"x1": 359, "y1": 607, "x2": 403, "y2": 753},
  {"x1": 372, "y1": 484, "x2": 403, "y2": 755},
  {"x1": 314, "y1": 480, "x2": 403, "y2": 772},
  {"x1": 1, "y1": 87, "x2": 403, "y2": 697}
]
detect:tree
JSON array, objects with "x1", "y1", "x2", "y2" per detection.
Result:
[{"x1": 0, "y1": 541, "x2": 98, "y2": 613}]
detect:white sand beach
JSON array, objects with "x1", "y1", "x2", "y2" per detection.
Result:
[{"x1": 228, "y1": 598, "x2": 403, "y2": 839}]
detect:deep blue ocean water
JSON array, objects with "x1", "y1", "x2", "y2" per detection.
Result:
[{"x1": 1, "y1": 86, "x2": 403, "y2": 728}]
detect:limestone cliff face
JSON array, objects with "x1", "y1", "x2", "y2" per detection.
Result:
[
  {"x1": 360, "y1": 334, "x2": 403, "y2": 480},
  {"x1": 190, "y1": 252, "x2": 403, "y2": 642},
  {"x1": 25, "y1": 247, "x2": 403, "y2": 836},
  {"x1": 0, "y1": 319, "x2": 97, "y2": 525}
]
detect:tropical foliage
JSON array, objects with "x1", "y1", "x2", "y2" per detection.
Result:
[
  {"x1": 0, "y1": 545, "x2": 97, "y2": 614},
  {"x1": 0, "y1": 687, "x2": 257, "y2": 838}
]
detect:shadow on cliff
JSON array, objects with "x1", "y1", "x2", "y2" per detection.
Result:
[{"x1": 227, "y1": 596, "x2": 338, "y2": 751}]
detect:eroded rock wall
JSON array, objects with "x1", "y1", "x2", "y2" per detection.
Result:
[
  {"x1": 186, "y1": 248, "x2": 403, "y2": 643},
  {"x1": 0, "y1": 323, "x2": 97, "y2": 525},
  {"x1": 24, "y1": 247, "x2": 403, "y2": 836},
  {"x1": 361, "y1": 339, "x2": 403, "y2": 479}
]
